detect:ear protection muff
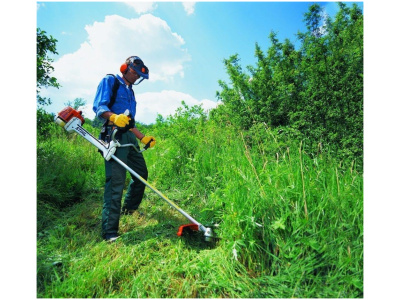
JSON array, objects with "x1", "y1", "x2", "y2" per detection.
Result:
[
  {"x1": 120, "y1": 63, "x2": 129, "y2": 74},
  {"x1": 120, "y1": 56, "x2": 136, "y2": 74}
]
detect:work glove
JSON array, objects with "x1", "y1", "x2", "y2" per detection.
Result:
[
  {"x1": 141, "y1": 136, "x2": 156, "y2": 148},
  {"x1": 109, "y1": 113, "x2": 130, "y2": 127}
]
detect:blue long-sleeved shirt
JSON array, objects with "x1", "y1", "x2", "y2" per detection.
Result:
[{"x1": 93, "y1": 74, "x2": 136, "y2": 121}]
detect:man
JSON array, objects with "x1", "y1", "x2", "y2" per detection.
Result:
[{"x1": 93, "y1": 56, "x2": 156, "y2": 242}]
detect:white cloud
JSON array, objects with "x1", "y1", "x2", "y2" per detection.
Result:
[
  {"x1": 37, "y1": 3, "x2": 45, "y2": 11},
  {"x1": 136, "y1": 90, "x2": 218, "y2": 124},
  {"x1": 124, "y1": 2, "x2": 157, "y2": 14},
  {"x1": 51, "y1": 14, "x2": 190, "y2": 86},
  {"x1": 44, "y1": 14, "x2": 192, "y2": 120},
  {"x1": 182, "y1": 2, "x2": 196, "y2": 15}
]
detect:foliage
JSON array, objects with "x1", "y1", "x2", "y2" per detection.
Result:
[
  {"x1": 37, "y1": 102, "x2": 363, "y2": 297},
  {"x1": 37, "y1": 108, "x2": 56, "y2": 139},
  {"x1": 64, "y1": 97, "x2": 86, "y2": 110},
  {"x1": 37, "y1": 28, "x2": 61, "y2": 140},
  {"x1": 91, "y1": 116, "x2": 105, "y2": 129},
  {"x1": 214, "y1": 3, "x2": 363, "y2": 164},
  {"x1": 37, "y1": 28, "x2": 60, "y2": 106}
]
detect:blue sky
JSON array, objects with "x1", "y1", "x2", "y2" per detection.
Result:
[{"x1": 37, "y1": 1, "x2": 363, "y2": 124}]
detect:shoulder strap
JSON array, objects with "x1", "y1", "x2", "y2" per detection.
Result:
[{"x1": 106, "y1": 74, "x2": 120, "y2": 110}]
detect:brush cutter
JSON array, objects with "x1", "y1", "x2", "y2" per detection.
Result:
[{"x1": 54, "y1": 107, "x2": 215, "y2": 242}]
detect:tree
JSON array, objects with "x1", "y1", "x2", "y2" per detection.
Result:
[
  {"x1": 214, "y1": 2, "x2": 363, "y2": 163},
  {"x1": 216, "y1": 55, "x2": 253, "y2": 129},
  {"x1": 326, "y1": 3, "x2": 363, "y2": 159},
  {"x1": 37, "y1": 28, "x2": 60, "y2": 106},
  {"x1": 64, "y1": 98, "x2": 86, "y2": 110},
  {"x1": 37, "y1": 28, "x2": 60, "y2": 138}
]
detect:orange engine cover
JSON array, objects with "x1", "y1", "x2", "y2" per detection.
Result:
[{"x1": 58, "y1": 106, "x2": 85, "y2": 125}]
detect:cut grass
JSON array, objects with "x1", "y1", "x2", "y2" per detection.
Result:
[{"x1": 37, "y1": 194, "x2": 253, "y2": 298}]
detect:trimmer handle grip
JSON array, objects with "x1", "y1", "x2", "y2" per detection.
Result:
[{"x1": 143, "y1": 138, "x2": 154, "y2": 150}]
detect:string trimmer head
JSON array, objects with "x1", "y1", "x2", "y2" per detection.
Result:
[{"x1": 177, "y1": 224, "x2": 215, "y2": 242}]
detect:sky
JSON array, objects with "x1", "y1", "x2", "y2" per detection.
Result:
[{"x1": 37, "y1": 1, "x2": 363, "y2": 124}]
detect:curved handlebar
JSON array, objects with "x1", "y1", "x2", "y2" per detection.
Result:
[{"x1": 110, "y1": 128, "x2": 150, "y2": 153}]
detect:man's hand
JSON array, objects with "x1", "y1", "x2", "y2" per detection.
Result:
[
  {"x1": 109, "y1": 113, "x2": 130, "y2": 127},
  {"x1": 141, "y1": 136, "x2": 156, "y2": 148}
]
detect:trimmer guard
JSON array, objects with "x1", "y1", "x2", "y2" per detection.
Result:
[{"x1": 177, "y1": 224, "x2": 199, "y2": 236}]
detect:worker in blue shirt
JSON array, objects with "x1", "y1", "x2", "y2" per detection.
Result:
[{"x1": 93, "y1": 56, "x2": 156, "y2": 242}]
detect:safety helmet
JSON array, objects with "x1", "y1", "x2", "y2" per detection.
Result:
[{"x1": 122, "y1": 56, "x2": 149, "y2": 85}]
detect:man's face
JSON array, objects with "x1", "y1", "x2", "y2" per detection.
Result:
[{"x1": 126, "y1": 66, "x2": 140, "y2": 84}]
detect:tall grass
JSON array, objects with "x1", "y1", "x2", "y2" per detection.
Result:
[
  {"x1": 37, "y1": 123, "x2": 104, "y2": 231},
  {"x1": 145, "y1": 112, "x2": 363, "y2": 297},
  {"x1": 37, "y1": 106, "x2": 363, "y2": 297}
]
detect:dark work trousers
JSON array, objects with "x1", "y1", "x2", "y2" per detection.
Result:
[{"x1": 101, "y1": 127, "x2": 148, "y2": 238}]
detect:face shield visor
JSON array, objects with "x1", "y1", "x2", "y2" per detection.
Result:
[{"x1": 127, "y1": 56, "x2": 149, "y2": 85}]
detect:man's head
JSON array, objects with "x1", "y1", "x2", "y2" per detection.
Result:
[{"x1": 120, "y1": 56, "x2": 149, "y2": 85}]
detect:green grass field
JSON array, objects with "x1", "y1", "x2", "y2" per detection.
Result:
[{"x1": 37, "y1": 115, "x2": 363, "y2": 298}]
